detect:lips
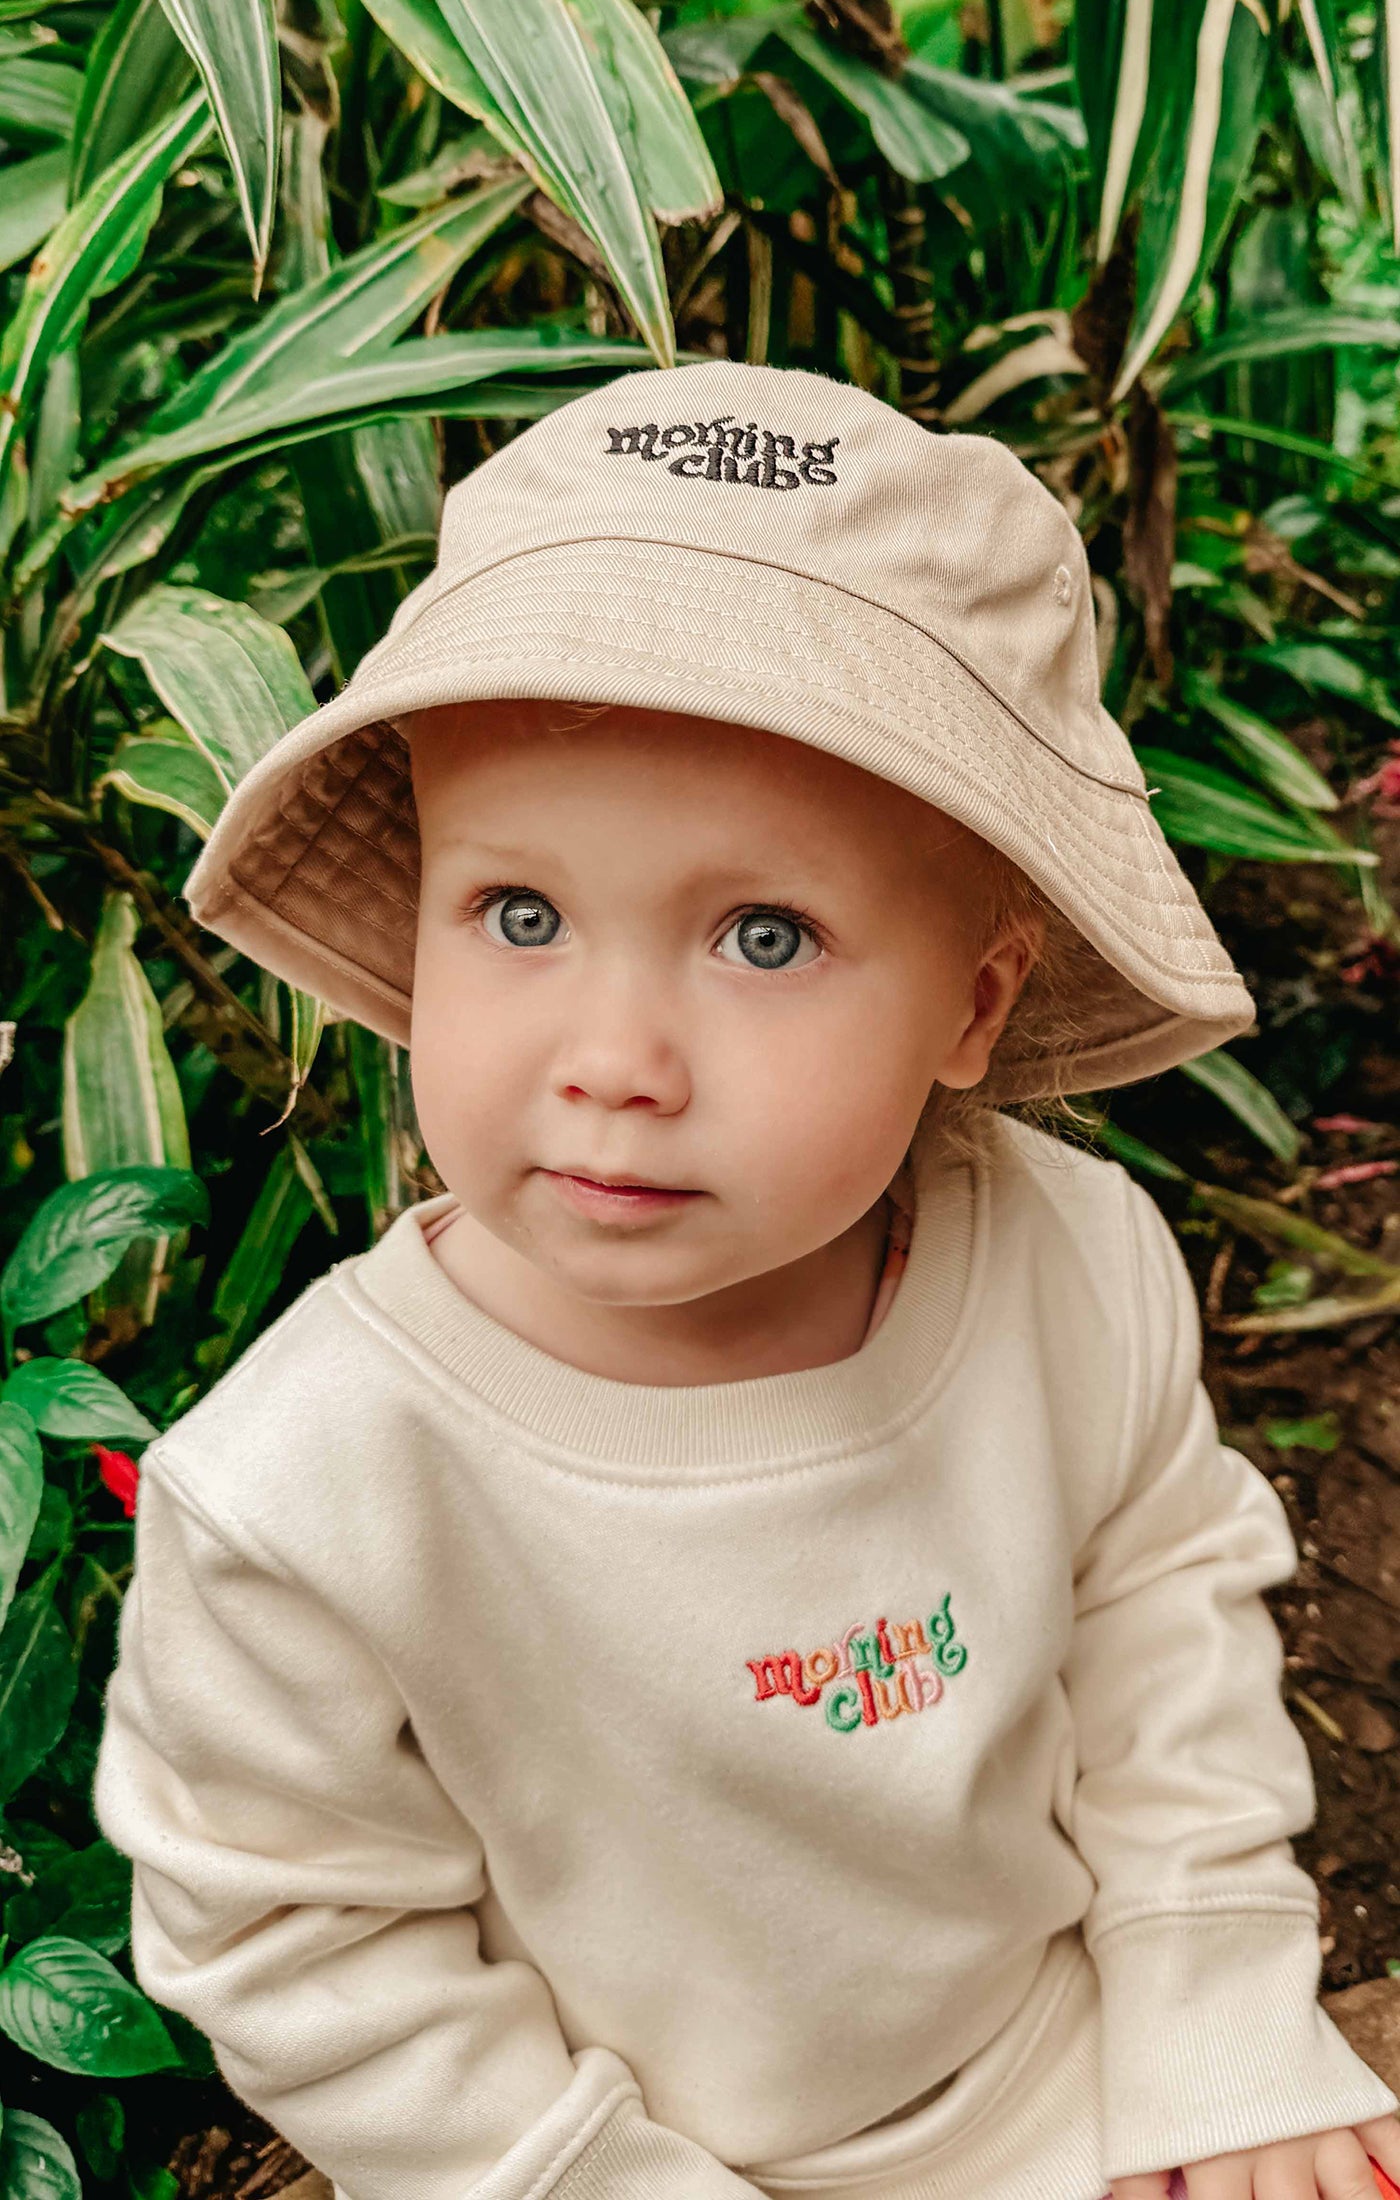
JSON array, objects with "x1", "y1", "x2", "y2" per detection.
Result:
[
  {"x1": 556, "y1": 1170, "x2": 693, "y2": 1193},
  {"x1": 540, "y1": 1169, "x2": 703, "y2": 1219}
]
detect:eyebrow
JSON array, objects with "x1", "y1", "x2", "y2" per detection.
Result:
[{"x1": 440, "y1": 840, "x2": 542, "y2": 864}]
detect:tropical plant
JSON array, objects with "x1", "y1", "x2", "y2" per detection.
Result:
[{"x1": 3, "y1": 0, "x2": 1400, "y2": 2190}]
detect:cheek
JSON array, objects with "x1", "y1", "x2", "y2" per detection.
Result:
[
  {"x1": 408, "y1": 939, "x2": 540, "y2": 1156},
  {"x1": 706, "y1": 977, "x2": 947, "y2": 1189}
]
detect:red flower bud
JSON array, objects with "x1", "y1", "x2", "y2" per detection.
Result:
[{"x1": 92, "y1": 1445, "x2": 139, "y2": 1518}]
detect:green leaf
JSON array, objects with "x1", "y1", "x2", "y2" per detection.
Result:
[
  {"x1": 0, "y1": 1404, "x2": 42, "y2": 1633},
  {"x1": 1086, "y1": 1116, "x2": 1191, "y2": 1183},
  {"x1": 100, "y1": 587, "x2": 315, "y2": 793},
  {"x1": 22, "y1": 363, "x2": 630, "y2": 590},
  {"x1": 74, "y1": 2094, "x2": 125, "y2": 2183},
  {"x1": 893, "y1": 53, "x2": 1083, "y2": 189},
  {"x1": 4, "y1": 1841, "x2": 132, "y2": 1958},
  {"x1": 1253, "y1": 1259, "x2": 1315, "y2": 1309},
  {"x1": 1073, "y1": 0, "x2": 1135, "y2": 240},
  {"x1": 69, "y1": 0, "x2": 197, "y2": 201},
  {"x1": 361, "y1": 0, "x2": 676, "y2": 363},
  {"x1": 1113, "y1": 0, "x2": 1268, "y2": 401},
  {"x1": 1179, "y1": 670, "x2": 1340, "y2": 813},
  {"x1": 1263, "y1": 1410, "x2": 1341, "y2": 1453},
  {"x1": 564, "y1": 0, "x2": 722, "y2": 224},
  {"x1": 774, "y1": 23, "x2": 970, "y2": 181},
  {"x1": 1136, "y1": 748, "x2": 1379, "y2": 865},
  {"x1": 0, "y1": 88, "x2": 209, "y2": 512},
  {"x1": 0, "y1": 1934, "x2": 180, "y2": 2076},
  {"x1": 1248, "y1": 639, "x2": 1400, "y2": 728},
  {"x1": 1178, "y1": 1050, "x2": 1301, "y2": 1167},
  {"x1": 124, "y1": 175, "x2": 534, "y2": 437},
  {"x1": 65, "y1": 331, "x2": 650, "y2": 518},
  {"x1": 25, "y1": 338, "x2": 78, "y2": 541},
  {"x1": 0, "y1": 1166, "x2": 209, "y2": 1336},
  {"x1": 375, "y1": 127, "x2": 494, "y2": 206},
  {"x1": 1, "y1": 1361, "x2": 157, "y2": 1443},
  {"x1": 1293, "y1": 0, "x2": 1355, "y2": 196},
  {"x1": 198, "y1": 1141, "x2": 317, "y2": 1379},
  {"x1": 291, "y1": 424, "x2": 438, "y2": 678},
  {"x1": 0, "y1": 56, "x2": 80, "y2": 145},
  {"x1": 97, "y1": 734, "x2": 228, "y2": 839},
  {"x1": 1160, "y1": 308, "x2": 1400, "y2": 400},
  {"x1": 0, "y1": 1581, "x2": 77, "y2": 1807},
  {"x1": 154, "y1": 0, "x2": 279, "y2": 288},
  {"x1": 1170, "y1": 412, "x2": 1396, "y2": 495},
  {"x1": 0, "y1": 2108, "x2": 82, "y2": 2200},
  {"x1": 0, "y1": 145, "x2": 66, "y2": 275},
  {"x1": 60, "y1": 894, "x2": 191, "y2": 1310},
  {"x1": 1375, "y1": 0, "x2": 1400, "y2": 252}
]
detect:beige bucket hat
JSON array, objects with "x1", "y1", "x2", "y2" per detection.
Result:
[{"x1": 184, "y1": 358, "x2": 1254, "y2": 1103}]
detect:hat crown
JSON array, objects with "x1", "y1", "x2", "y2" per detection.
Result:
[{"x1": 410, "y1": 359, "x2": 1130, "y2": 788}]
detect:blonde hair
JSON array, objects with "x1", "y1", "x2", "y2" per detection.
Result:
[{"x1": 917, "y1": 853, "x2": 1098, "y2": 1169}]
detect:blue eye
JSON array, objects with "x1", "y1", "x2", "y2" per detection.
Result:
[
  {"x1": 484, "y1": 891, "x2": 564, "y2": 947},
  {"x1": 716, "y1": 911, "x2": 819, "y2": 971}
]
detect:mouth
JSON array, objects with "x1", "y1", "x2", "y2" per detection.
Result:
[{"x1": 540, "y1": 1169, "x2": 704, "y2": 1218}]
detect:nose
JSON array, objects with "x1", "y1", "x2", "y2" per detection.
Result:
[{"x1": 552, "y1": 970, "x2": 690, "y2": 1115}]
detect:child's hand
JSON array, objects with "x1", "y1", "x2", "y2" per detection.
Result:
[{"x1": 1110, "y1": 2112, "x2": 1400, "y2": 2200}]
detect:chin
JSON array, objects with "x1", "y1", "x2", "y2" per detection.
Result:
[{"x1": 550, "y1": 1249, "x2": 741, "y2": 1311}]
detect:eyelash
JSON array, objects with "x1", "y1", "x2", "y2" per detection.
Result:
[{"x1": 460, "y1": 885, "x2": 830, "y2": 957}]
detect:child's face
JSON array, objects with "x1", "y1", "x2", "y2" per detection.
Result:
[{"x1": 404, "y1": 702, "x2": 1038, "y2": 1310}]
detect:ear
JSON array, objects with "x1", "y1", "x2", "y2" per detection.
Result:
[{"x1": 937, "y1": 917, "x2": 1046, "y2": 1092}]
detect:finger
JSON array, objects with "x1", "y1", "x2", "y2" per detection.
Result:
[
  {"x1": 1182, "y1": 2152, "x2": 1255, "y2": 2200},
  {"x1": 1354, "y1": 2114, "x2": 1400, "y2": 2192},
  {"x1": 1110, "y1": 2177, "x2": 1173, "y2": 2200},
  {"x1": 1252, "y1": 2135, "x2": 1323, "y2": 2200},
  {"x1": 1315, "y1": 2128, "x2": 1390, "y2": 2200}
]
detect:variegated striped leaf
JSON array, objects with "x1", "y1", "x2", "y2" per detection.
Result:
[
  {"x1": 1111, "y1": 0, "x2": 1268, "y2": 401},
  {"x1": 69, "y1": 0, "x2": 195, "y2": 200},
  {"x1": 61, "y1": 893, "x2": 191, "y2": 1329},
  {"x1": 362, "y1": 0, "x2": 678, "y2": 364},
  {"x1": 146, "y1": 175, "x2": 533, "y2": 438},
  {"x1": 0, "y1": 88, "x2": 208, "y2": 508},
  {"x1": 99, "y1": 583, "x2": 315, "y2": 795},
  {"x1": 154, "y1": 0, "x2": 279, "y2": 289},
  {"x1": 564, "y1": 0, "x2": 723, "y2": 224},
  {"x1": 97, "y1": 731, "x2": 227, "y2": 838}
]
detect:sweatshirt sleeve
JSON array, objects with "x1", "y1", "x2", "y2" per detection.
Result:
[
  {"x1": 1061, "y1": 1177, "x2": 1399, "y2": 2184},
  {"x1": 92, "y1": 1458, "x2": 765, "y2": 2200}
]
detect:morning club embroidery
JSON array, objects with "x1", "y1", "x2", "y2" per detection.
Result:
[
  {"x1": 605, "y1": 416, "x2": 840, "y2": 489},
  {"x1": 746, "y1": 1595, "x2": 968, "y2": 1733}
]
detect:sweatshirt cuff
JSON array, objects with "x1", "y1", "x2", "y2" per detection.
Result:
[
  {"x1": 554, "y1": 2096, "x2": 765, "y2": 2197},
  {"x1": 1089, "y1": 1908, "x2": 1400, "y2": 2181}
]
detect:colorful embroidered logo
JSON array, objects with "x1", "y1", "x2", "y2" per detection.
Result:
[
  {"x1": 604, "y1": 415, "x2": 840, "y2": 489},
  {"x1": 745, "y1": 1596, "x2": 968, "y2": 1734}
]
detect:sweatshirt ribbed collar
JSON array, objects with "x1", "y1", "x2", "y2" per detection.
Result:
[{"x1": 347, "y1": 1129, "x2": 983, "y2": 1479}]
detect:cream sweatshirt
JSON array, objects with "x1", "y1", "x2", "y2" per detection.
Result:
[{"x1": 92, "y1": 1114, "x2": 1398, "y2": 2200}]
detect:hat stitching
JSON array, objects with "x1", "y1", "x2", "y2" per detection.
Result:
[
  {"x1": 372, "y1": 607, "x2": 1154, "y2": 873},
  {"x1": 214, "y1": 875, "x2": 413, "y2": 1015},
  {"x1": 387, "y1": 534, "x2": 1151, "y2": 805},
  {"x1": 230, "y1": 725, "x2": 421, "y2": 922}
]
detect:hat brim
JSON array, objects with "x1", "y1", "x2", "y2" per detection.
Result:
[{"x1": 184, "y1": 536, "x2": 1255, "y2": 1104}]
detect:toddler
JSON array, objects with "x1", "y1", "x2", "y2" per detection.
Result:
[{"x1": 93, "y1": 361, "x2": 1400, "y2": 2200}]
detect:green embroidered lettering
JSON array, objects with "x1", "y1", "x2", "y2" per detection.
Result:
[{"x1": 825, "y1": 1686, "x2": 862, "y2": 1733}]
